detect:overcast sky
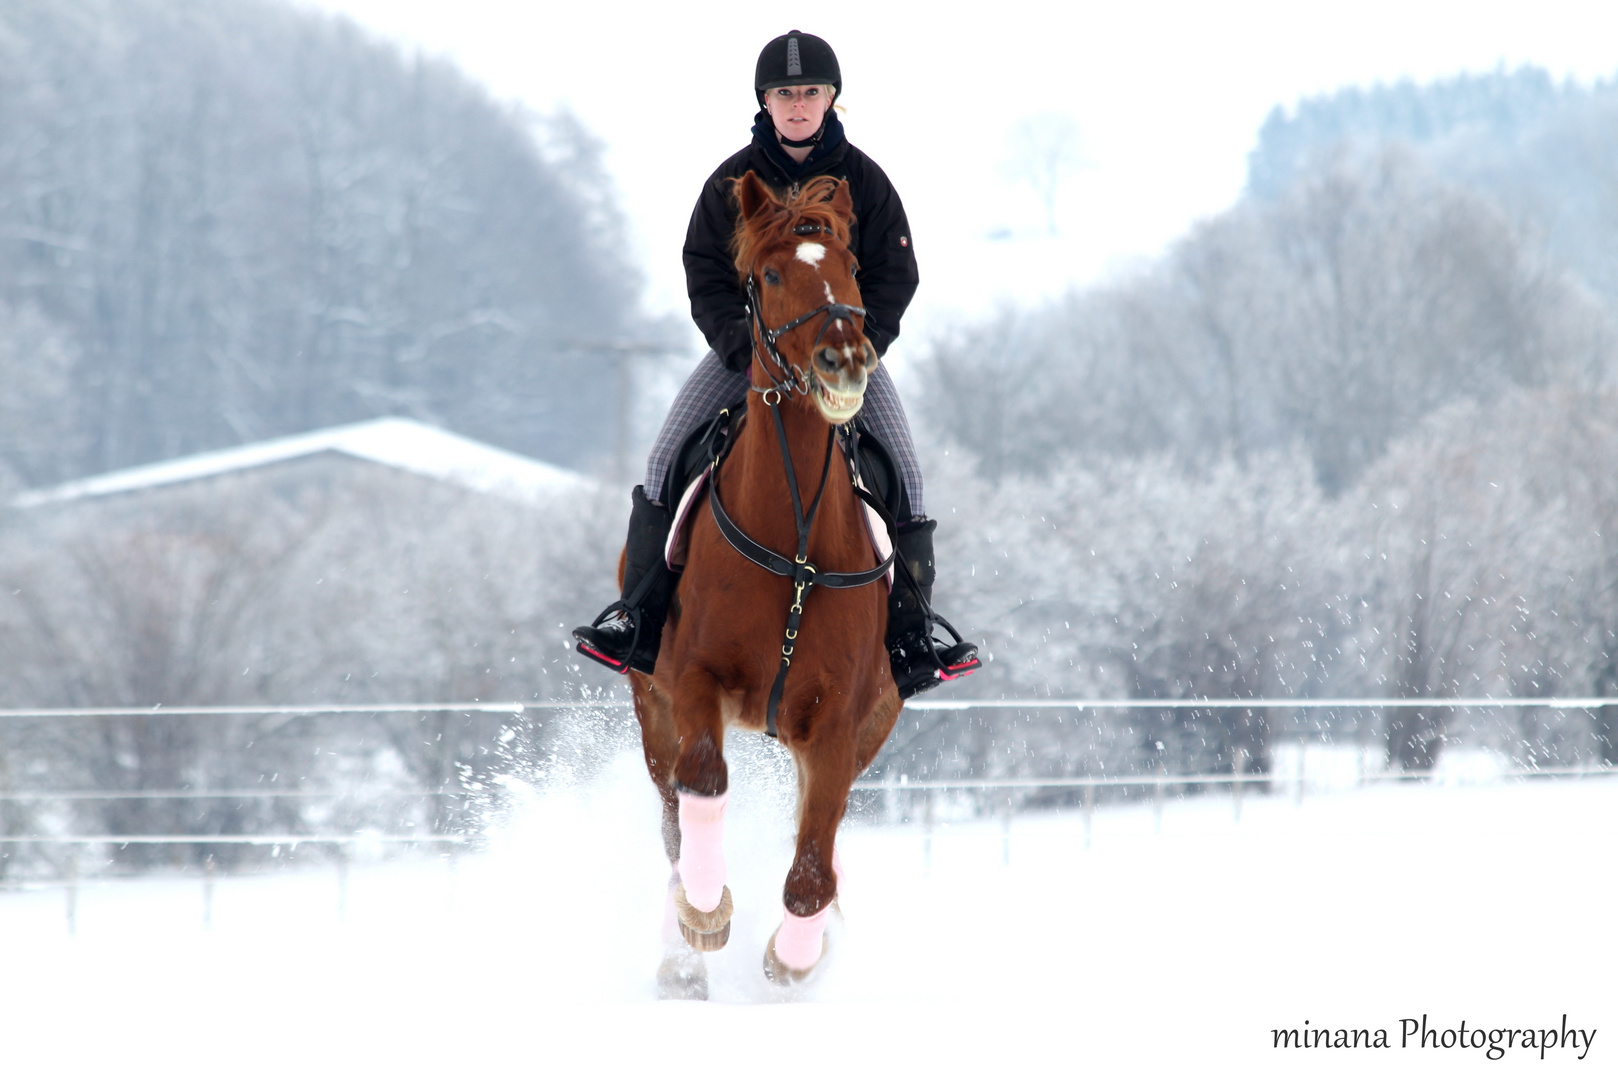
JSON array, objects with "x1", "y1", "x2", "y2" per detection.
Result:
[{"x1": 301, "y1": 0, "x2": 1618, "y2": 345}]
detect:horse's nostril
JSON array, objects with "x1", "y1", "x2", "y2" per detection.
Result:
[{"x1": 816, "y1": 348, "x2": 840, "y2": 372}]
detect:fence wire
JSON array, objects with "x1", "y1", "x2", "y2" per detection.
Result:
[{"x1": 3, "y1": 695, "x2": 1617, "y2": 721}]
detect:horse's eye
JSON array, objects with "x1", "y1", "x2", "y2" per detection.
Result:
[{"x1": 763, "y1": 269, "x2": 781, "y2": 286}]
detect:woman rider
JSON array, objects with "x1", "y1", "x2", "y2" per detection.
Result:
[{"x1": 574, "y1": 30, "x2": 978, "y2": 699}]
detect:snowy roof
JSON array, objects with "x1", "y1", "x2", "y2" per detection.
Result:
[{"x1": 10, "y1": 418, "x2": 592, "y2": 509}]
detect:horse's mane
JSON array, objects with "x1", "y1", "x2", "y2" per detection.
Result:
[{"x1": 730, "y1": 175, "x2": 853, "y2": 282}]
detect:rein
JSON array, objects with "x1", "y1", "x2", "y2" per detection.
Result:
[{"x1": 709, "y1": 273, "x2": 895, "y2": 739}]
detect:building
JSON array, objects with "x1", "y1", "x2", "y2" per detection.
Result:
[{"x1": 10, "y1": 417, "x2": 590, "y2": 511}]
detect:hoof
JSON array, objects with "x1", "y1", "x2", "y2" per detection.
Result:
[
  {"x1": 762, "y1": 926, "x2": 828, "y2": 984},
  {"x1": 674, "y1": 883, "x2": 733, "y2": 952},
  {"x1": 679, "y1": 919, "x2": 730, "y2": 952},
  {"x1": 656, "y1": 948, "x2": 709, "y2": 1001}
]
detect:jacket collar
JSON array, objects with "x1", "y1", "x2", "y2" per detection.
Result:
[{"x1": 749, "y1": 110, "x2": 848, "y2": 181}]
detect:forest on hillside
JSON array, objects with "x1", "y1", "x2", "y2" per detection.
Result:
[
  {"x1": 913, "y1": 68, "x2": 1618, "y2": 782},
  {"x1": 0, "y1": 0, "x2": 649, "y2": 489}
]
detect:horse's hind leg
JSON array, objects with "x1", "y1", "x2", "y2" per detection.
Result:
[
  {"x1": 855, "y1": 687, "x2": 902, "y2": 776},
  {"x1": 633, "y1": 673, "x2": 713, "y2": 998},
  {"x1": 631, "y1": 672, "x2": 682, "y2": 863}
]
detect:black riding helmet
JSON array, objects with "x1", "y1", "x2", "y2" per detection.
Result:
[{"x1": 755, "y1": 31, "x2": 841, "y2": 106}]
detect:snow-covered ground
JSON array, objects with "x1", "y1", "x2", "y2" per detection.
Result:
[{"x1": 4, "y1": 736, "x2": 1612, "y2": 1077}]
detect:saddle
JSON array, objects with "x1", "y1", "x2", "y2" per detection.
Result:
[{"x1": 661, "y1": 399, "x2": 909, "y2": 574}]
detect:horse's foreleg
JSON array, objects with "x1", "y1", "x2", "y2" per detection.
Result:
[
  {"x1": 670, "y1": 668, "x2": 734, "y2": 951},
  {"x1": 671, "y1": 788, "x2": 733, "y2": 951},
  {"x1": 766, "y1": 727, "x2": 856, "y2": 981},
  {"x1": 657, "y1": 869, "x2": 711, "y2": 1000}
]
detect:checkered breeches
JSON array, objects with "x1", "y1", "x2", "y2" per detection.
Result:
[{"x1": 644, "y1": 350, "x2": 925, "y2": 518}]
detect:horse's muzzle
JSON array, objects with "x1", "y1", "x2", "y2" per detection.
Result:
[
  {"x1": 810, "y1": 342, "x2": 877, "y2": 422},
  {"x1": 812, "y1": 376, "x2": 865, "y2": 422}
]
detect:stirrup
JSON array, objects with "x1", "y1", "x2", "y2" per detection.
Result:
[
  {"x1": 572, "y1": 602, "x2": 640, "y2": 675},
  {"x1": 928, "y1": 613, "x2": 983, "y2": 682},
  {"x1": 891, "y1": 614, "x2": 981, "y2": 700}
]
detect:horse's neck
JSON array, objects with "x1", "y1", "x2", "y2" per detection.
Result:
[{"x1": 730, "y1": 398, "x2": 860, "y2": 555}]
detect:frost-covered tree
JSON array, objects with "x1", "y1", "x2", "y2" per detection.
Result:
[
  {"x1": 0, "y1": 467, "x2": 624, "y2": 869},
  {"x1": 1003, "y1": 112, "x2": 1087, "y2": 236},
  {"x1": 917, "y1": 148, "x2": 1612, "y2": 493},
  {"x1": 895, "y1": 448, "x2": 1342, "y2": 791},
  {"x1": 911, "y1": 95, "x2": 1618, "y2": 782},
  {"x1": 1344, "y1": 389, "x2": 1618, "y2": 768},
  {"x1": 1248, "y1": 66, "x2": 1618, "y2": 307},
  {"x1": 0, "y1": 0, "x2": 649, "y2": 482},
  {"x1": 0, "y1": 302, "x2": 84, "y2": 490}
]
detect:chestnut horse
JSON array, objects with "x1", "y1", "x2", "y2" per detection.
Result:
[{"x1": 629, "y1": 172, "x2": 901, "y2": 994}]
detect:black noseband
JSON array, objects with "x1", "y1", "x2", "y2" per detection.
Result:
[{"x1": 745, "y1": 274, "x2": 868, "y2": 399}]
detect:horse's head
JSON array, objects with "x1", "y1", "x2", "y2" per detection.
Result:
[{"x1": 732, "y1": 171, "x2": 878, "y2": 424}]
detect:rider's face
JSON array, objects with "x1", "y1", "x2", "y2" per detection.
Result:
[{"x1": 764, "y1": 84, "x2": 833, "y2": 142}]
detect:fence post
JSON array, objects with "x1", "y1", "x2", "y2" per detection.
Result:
[
  {"x1": 335, "y1": 846, "x2": 349, "y2": 926},
  {"x1": 1153, "y1": 761, "x2": 1166, "y2": 834},
  {"x1": 1232, "y1": 748, "x2": 1246, "y2": 824},
  {"x1": 1000, "y1": 800, "x2": 1012, "y2": 867},
  {"x1": 1295, "y1": 737, "x2": 1308, "y2": 808},
  {"x1": 202, "y1": 854, "x2": 216, "y2": 931},
  {"x1": 65, "y1": 852, "x2": 79, "y2": 936},
  {"x1": 1083, "y1": 782, "x2": 1095, "y2": 850},
  {"x1": 921, "y1": 789, "x2": 934, "y2": 877},
  {"x1": 446, "y1": 843, "x2": 460, "y2": 913}
]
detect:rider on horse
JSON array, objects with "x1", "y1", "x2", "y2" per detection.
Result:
[{"x1": 574, "y1": 30, "x2": 979, "y2": 699}]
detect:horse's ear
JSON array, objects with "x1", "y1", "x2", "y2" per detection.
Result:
[
  {"x1": 733, "y1": 171, "x2": 776, "y2": 223},
  {"x1": 828, "y1": 179, "x2": 854, "y2": 222}
]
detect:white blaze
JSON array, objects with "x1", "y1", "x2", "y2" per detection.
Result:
[{"x1": 795, "y1": 242, "x2": 826, "y2": 266}]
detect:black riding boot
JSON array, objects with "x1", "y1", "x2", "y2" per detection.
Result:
[
  {"x1": 573, "y1": 486, "x2": 676, "y2": 675},
  {"x1": 887, "y1": 518, "x2": 982, "y2": 699}
]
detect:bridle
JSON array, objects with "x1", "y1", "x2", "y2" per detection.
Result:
[
  {"x1": 708, "y1": 222, "x2": 896, "y2": 739},
  {"x1": 742, "y1": 222, "x2": 868, "y2": 403}
]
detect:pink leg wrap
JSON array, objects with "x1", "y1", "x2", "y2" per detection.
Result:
[
  {"x1": 676, "y1": 791, "x2": 728, "y2": 913},
  {"x1": 773, "y1": 904, "x2": 833, "y2": 971}
]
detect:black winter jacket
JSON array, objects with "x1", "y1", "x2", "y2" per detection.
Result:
[{"x1": 683, "y1": 111, "x2": 920, "y2": 373}]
